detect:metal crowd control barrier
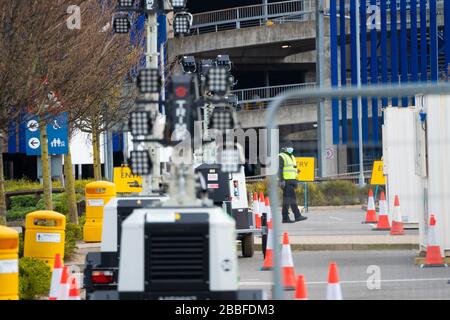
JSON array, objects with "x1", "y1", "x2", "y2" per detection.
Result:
[{"x1": 266, "y1": 82, "x2": 450, "y2": 300}]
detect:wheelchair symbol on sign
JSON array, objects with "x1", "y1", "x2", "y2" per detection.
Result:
[{"x1": 52, "y1": 120, "x2": 62, "y2": 130}]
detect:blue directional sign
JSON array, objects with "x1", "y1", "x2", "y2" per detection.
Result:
[{"x1": 25, "y1": 112, "x2": 69, "y2": 156}]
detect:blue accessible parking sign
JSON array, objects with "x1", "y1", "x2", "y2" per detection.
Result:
[{"x1": 25, "y1": 112, "x2": 69, "y2": 156}]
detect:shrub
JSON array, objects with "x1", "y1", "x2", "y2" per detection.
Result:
[
  {"x1": 5, "y1": 179, "x2": 62, "y2": 192},
  {"x1": 10, "y1": 195, "x2": 39, "y2": 209},
  {"x1": 65, "y1": 223, "x2": 82, "y2": 260},
  {"x1": 78, "y1": 214, "x2": 86, "y2": 228},
  {"x1": 296, "y1": 182, "x2": 327, "y2": 206},
  {"x1": 19, "y1": 257, "x2": 51, "y2": 300},
  {"x1": 74, "y1": 179, "x2": 95, "y2": 195},
  {"x1": 36, "y1": 193, "x2": 69, "y2": 215},
  {"x1": 18, "y1": 233, "x2": 24, "y2": 258},
  {"x1": 247, "y1": 180, "x2": 369, "y2": 206},
  {"x1": 6, "y1": 207, "x2": 37, "y2": 221}
]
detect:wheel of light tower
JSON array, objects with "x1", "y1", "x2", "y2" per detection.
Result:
[{"x1": 241, "y1": 233, "x2": 255, "y2": 258}]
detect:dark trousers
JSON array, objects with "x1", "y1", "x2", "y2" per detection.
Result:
[{"x1": 281, "y1": 180, "x2": 302, "y2": 220}]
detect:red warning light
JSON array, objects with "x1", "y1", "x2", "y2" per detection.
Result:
[{"x1": 175, "y1": 86, "x2": 188, "y2": 98}]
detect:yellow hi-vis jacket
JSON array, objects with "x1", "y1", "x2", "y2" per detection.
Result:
[{"x1": 279, "y1": 153, "x2": 298, "y2": 180}]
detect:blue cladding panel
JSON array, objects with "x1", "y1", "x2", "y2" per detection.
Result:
[
  {"x1": 340, "y1": 0, "x2": 348, "y2": 144},
  {"x1": 350, "y1": 0, "x2": 359, "y2": 144},
  {"x1": 330, "y1": 0, "x2": 340, "y2": 145},
  {"x1": 113, "y1": 133, "x2": 122, "y2": 152},
  {"x1": 420, "y1": 0, "x2": 428, "y2": 81},
  {"x1": 430, "y1": 0, "x2": 438, "y2": 81},
  {"x1": 380, "y1": 0, "x2": 388, "y2": 107},
  {"x1": 390, "y1": 0, "x2": 399, "y2": 106},
  {"x1": 410, "y1": 0, "x2": 419, "y2": 106},
  {"x1": 370, "y1": 0, "x2": 379, "y2": 144},
  {"x1": 400, "y1": 0, "x2": 409, "y2": 106},
  {"x1": 360, "y1": 0, "x2": 369, "y2": 143},
  {"x1": 410, "y1": 0, "x2": 419, "y2": 82},
  {"x1": 446, "y1": 0, "x2": 450, "y2": 72}
]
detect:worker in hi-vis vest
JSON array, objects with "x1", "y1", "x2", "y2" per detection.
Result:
[{"x1": 278, "y1": 141, "x2": 308, "y2": 223}]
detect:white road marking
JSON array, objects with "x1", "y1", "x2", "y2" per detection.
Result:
[
  {"x1": 329, "y1": 216, "x2": 343, "y2": 222},
  {"x1": 239, "y1": 277, "x2": 450, "y2": 286}
]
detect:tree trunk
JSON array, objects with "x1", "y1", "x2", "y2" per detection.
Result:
[
  {"x1": 0, "y1": 138, "x2": 6, "y2": 226},
  {"x1": 40, "y1": 121, "x2": 53, "y2": 210},
  {"x1": 64, "y1": 147, "x2": 78, "y2": 224},
  {"x1": 92, "y1": 127, "x2": 102, "y2": 181}
]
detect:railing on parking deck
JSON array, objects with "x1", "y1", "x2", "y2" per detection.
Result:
[
  {"x1": 232, "y1": 83, "x2": 317, "y2": 111},
  {"x1": 187, "y1": 0, "x2": 444, "y2": 36},
  {"x1": 190, "y1": 0, "x2": 314, "y2": 35}
]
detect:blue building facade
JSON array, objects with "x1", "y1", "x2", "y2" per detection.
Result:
[{"x1": 329, "y1": 0, "x2": 447, "y2": 148}]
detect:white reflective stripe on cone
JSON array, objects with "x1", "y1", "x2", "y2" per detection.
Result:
[
  {"x1": 253, "y1": 201, "x2": 259, "y2": 216},
  {"x1": 257, "y1": 201, "x2": 263, "y2": 218},
  {"x1": 58, "y1": 283, "x2": 70, "y2": 300},
  {"x1": 428, "y1": 225, "x2": 437, "y2": 246},
  {"x1": 368, "y1": 196, "x2": 375, "y2": 210},
  {"x1": 379, "y1": 199, "x2": 387, "y2": 216},
  {"x1": 266, "y1": 228, "x2": 273, "y2": 250},
  {"x1": 282, "y1": 245, "x2": 294, "y2": 267},
  {"x1": 49, "y1": 268, "x2": 63, "y2": 299},
  {"x1": 393, "y1": 205, "x2": 402, "y2": 222},
  {"x1": 326, "y1": 283, "x2": 343, "y2": 300},
  {"x1": 259, "y1": 202, "x2": 265, "y2": 218},
  {"x1": 0, "y1": 259, "x2": 18, "y2": 274}
]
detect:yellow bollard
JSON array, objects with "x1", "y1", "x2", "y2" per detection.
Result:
[
  {"x1": 24, "y1": 211, "x2": 66, "y2": 269},
  {"x1": 83, "y1": 181, "x2": 116, "y2": 243},
  {"x1": 0, "y1": 226, "x2": 19, "y2": 300}
]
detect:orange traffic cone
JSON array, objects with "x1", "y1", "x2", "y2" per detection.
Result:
[
  {"x1": 373, "y1": 191, "x2": 390, "y2": 231},
  {"x1": 390, "y1": 195, "x2": 404, "y2": 235},
  {"x1": 265, "y1": 197, "x2": 273, "y2": 229},
  {"x1": 326, "y1": 262, "x2": 343, "y2": 300},
  {"x1": 282, "y1": 233, "x2": 296, "y2": 290},
  {"x1": 260, "y1": 223, "x2": 273, "y2": 271},
  {"x1": 58, "y1": 266, "x2": 70, "y2": 300},
  {"x1": 49, "y1": 254, "x2": 63, "y2": 300},
  {"x1": 294, "y1": 275, "x2": 308, "y2": 300},
  {"x1": 252, "y1": 192, "x2": 261, "y2": 229},
  {"x1": 258, "y1": 192, "x2": 265, "y2": 228},
  {"x1": 364, "y1": 189, "x2": 377, "y2": 224},
  {"x1": 68, "y1": 277, "x2": 81, "y2": 300},
  {"x1": 422, "y1": 215, "x2": 447, "y2": 268}
]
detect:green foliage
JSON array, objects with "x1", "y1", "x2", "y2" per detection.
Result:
[
  {"x1": 65, "y1": 223, "x2": 82, "y2": 260},
  {"x1": 5, "y1": 179, "x2": 62, "y2": 192},
  {"x1": 78, "y1": 214, "x2": 86, "y2": 228},
  {"x1": 19, "y1": 257, "x2": 51, "y2": 300},
  {"x1": 36, "y1": 193, "x2": 69, "y2": 215},
  {"x1": 10, "y1": 195, "x2": 39, "y2": 209},
  {"x1": 247, "y1": 180, "x2": 369, "y2": 206},
  {"x1": 18, "y1": 233, "x2": 24, "y2": 258},
  {"x1": 296, "y1": 183, "x2": 326, "y2": 206},
  {"x1": 74, "y1": 179, "x2": 95, "y2": 195},
  {"x1": 6, "y1": 207, "x2": 37, "y2": 221},
  {"x1": 5, "y1": 179, "x2": 91, "y2": 195}
]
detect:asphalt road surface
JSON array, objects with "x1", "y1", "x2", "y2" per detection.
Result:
[
  {"x1": 280, "y1": 206, "x2": 418, "y2": 236},
  {"x1": 238, "y1": 250, "x2": 450, "y2": 300}
]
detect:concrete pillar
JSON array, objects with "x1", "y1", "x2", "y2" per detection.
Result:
[{"x1": 322, "y1": 35, "x2": 339, "y2": 176}]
